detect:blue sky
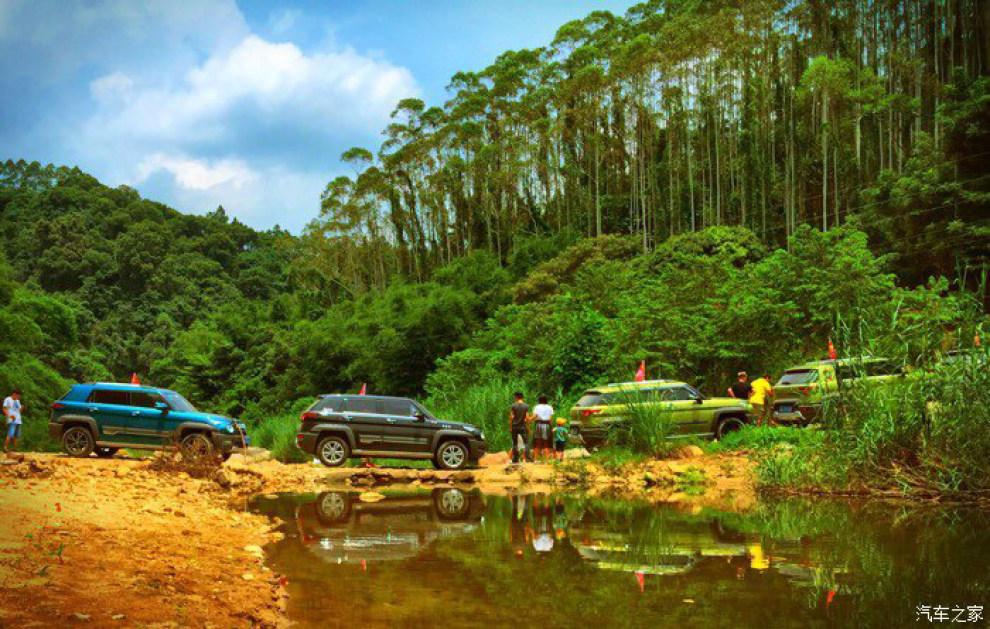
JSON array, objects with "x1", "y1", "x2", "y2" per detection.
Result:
[{"x1": 0, "y1": 0, "x2": 634, "y2": 233}]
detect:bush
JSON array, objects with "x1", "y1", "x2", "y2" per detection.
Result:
[{"x1": 425, "y1": 378, "x2": 532, "y2": 452}]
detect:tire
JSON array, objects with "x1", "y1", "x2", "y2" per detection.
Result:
[
  {"x1": 315, "y1": 491, "x2": 351, "y2": 524},
  {"x1": 180, "y1": 432, "x2": 215, "y2": 459},
  {"x1": 434, "y1": 488, "x2": 469, "y2": 519},
  {"x1": 715, "y1": 416, "x2": 745, "y2": 440},
  {"x1": 94, "y1": 447, "x2": 119, "y2": 458},
  {"x1": 220, "y1": 451, "x2": 232, "y2": 462},
  {"x1": 582, "y1": 436, "x2": 604, "y2": 452},
  {"x1": 316, "y1": 435, "x2": 349, "y2": 467},
  {"x1": 435, "y1": 440, "x2": 469, "y2": 470},
  {"x1": 62, "y1": 426, "x2": 95, "y2": 457}
]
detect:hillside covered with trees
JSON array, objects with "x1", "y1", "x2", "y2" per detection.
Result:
[{"x1": 1, "y1": 0, "x2": 987, "y2": 452}]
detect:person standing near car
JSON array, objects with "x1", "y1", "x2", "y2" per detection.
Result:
[
  {"x1": 749, "y1": 374, "x2": 773, "y2": 426},
  {"x1": 532, "y1": 395, "x2": 554, "y2": 462},
  {"x1": 3, "y1": 389, "x2": 23, "y2": 454},
  {"x1": 509, "y1": 392, "x2": 531, "y2": 464},
  {"x1": 727, "y1": 372, "x2": 753, "y2": 402}
]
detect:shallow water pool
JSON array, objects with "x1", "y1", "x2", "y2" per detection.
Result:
[{"x1": 250, "y1": 489, "x2": 988, "y2": 628}]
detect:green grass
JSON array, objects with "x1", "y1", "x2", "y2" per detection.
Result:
[{"x1": 424, "y1": 378, "x2": 530, "y2": 452}]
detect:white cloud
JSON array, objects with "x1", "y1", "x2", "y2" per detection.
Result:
[
  {"x1": 137, "y1": 154, "x2": 255, "y2": 191},
  {"x1": 83, "y1": 35, "x2": 418, "y2": 153}
]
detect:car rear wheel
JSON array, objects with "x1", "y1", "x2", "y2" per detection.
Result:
[
  {"x1": 715, "y1": 417, "x2": 745, "y2": 440},
  {"x1": 180, "y1": 432, "x2": 215, "y2": 459},
  {"x1": 435, "y1": 488, "x2": 469, "y2": 519},
  {"x1": 435, "y1": 440, "x2": 469, "y2": 470},
  {"x1": 62, "y1": 426, "x2": 95, "y2": 457},
  {"x1": 316, "y1": 435, "x2": 349, "y2": 467},
  {"x1": 94, "y1": 447, "x2": 119, "y2": 458}
]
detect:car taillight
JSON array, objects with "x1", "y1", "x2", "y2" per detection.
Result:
[
  {"x1": 582, "y1": 409, "x2": 602, "y2": 417},
  {"x1": 51, "y1": 403, "x2": 65, "y2": 409},
  {"x1": 300, "y1": 412, "x2": 318, "y2": 421}
]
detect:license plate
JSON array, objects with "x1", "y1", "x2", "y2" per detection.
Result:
[{"x1": 777, "y1": 406, "x2": 794, "y2": 413}]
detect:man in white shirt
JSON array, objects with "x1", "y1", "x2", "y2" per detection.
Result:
[{"x1": 3, "y1": 389, "x2": 23, "y2": 453}]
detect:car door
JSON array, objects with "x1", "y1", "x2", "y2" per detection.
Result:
[
  {"x1": 128, "y1": 390, "x2": 170, "y2": 446},
  {"x1": 378, "y1": 399, "x2": 433, "y2": 454},
  {"x1": 87, "y1": 388, "x2": 131, "y2": 443},
  {"x1": 660, "y1": 386, "x2": 704, "y2": 436},
  {"x1": 342, "y1": 397, "x2": 386, "y2": 452}
]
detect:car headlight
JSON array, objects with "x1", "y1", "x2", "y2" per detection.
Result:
[
  {"x1": 479, "y1": 432, "x2": 485, "y2": 441},
  {"x1": 225, "y1": 424, "x2": 236, "y2": 434}
]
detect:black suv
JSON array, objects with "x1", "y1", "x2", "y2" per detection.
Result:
[{"x1": 295, "y1": 394, "x2": 486, "y2": 469}]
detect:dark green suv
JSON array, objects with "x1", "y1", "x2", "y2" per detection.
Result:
[{"x1": 295, "y1": 394, "x2": 487, "y2": 469}]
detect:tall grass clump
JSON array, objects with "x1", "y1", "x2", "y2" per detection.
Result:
[
  {"x1": 425, "y1": 378, "x2": 531, "y2": 452},
  {"x1": 243, "y1": 397, "x2": 313, "y2": 463},
  {"x1": 607, "y1": 389, "x2": 677, "y2": 456}
]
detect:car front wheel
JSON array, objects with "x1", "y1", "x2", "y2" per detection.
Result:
[
  {"x1": 715, "y1": 417, "x2": 745, "y2": 440},
  {"x1": 180, "y1": 432, "x2": 215, "y2": 459},
  {"x1": 435, "y1": 440, "x2": 469, "y2": 470},
  {"x1": 62, "y1": 426, "x2": 95, "y2": 457},
  {"x1": 316, "y1": 435, "x2": 349, "y2": 467}
]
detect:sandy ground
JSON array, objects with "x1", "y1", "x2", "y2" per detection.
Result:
[{"x1": 0, "y1": 447, "x2": 755, "y2": 627}]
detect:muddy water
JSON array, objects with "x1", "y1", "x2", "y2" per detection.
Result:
[{"x1": 250, "y1": 490, "x2": 989, "y2": 628}]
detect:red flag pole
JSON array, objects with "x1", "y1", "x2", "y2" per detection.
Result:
[
  {"x1": 635, "y1": 361, "x2": 646, "y2": 382},
  {"x1": 359, "y1": 383, "x2": 367, "y2": 395}
]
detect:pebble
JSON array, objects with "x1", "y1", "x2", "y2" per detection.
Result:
[{"x1": 241, "y1": 573, "x2": 254, "y2": 581}]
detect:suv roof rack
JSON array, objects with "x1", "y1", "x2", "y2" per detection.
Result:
[{"x1": 91, "y1": 382, "x2": 144, "y2": 387}]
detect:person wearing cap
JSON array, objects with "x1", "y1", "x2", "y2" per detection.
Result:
[
  {"x1": 727, "y1": 372, "x2": 753, "y2": 402},
  {"x1": 553, "y1": 417, "x2": 568, "y2": 461}
]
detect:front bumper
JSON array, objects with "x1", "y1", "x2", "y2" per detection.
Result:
[
  {"x1": 467, "y1": 438, "x2": 487, "y2": 460},
  {"x1": 213, "y1": 431, "x2": 250, "y2": 452}
]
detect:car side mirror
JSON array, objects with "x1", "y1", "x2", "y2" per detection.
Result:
[
  {"x1": 154, "y1": 401, "x2": 169, "y2": 413},
  {"x1": 694, "y1": 397, "x2": 704, "y2": 404},
  {"x1": 414, "y1": 412, "x2": 427, "y2": 422}
]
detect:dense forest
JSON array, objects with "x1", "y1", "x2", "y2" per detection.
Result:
[{"x1": 1, "y1": 0, "x2": 987, "y2": 451}]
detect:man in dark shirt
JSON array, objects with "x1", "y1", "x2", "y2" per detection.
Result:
[
  {"x1": 727, "y1": 371, "x2": 754, "y2": 401},
  {"x1": 509, "y1": 392, "x2": 531, "y2": 463}
]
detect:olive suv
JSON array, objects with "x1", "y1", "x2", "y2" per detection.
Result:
[
  {"x1": 295, "y1": 394, "x2": 487, "y2": 469},
  {"x1": 49, "y1": 382, "x2": 248, "y2": 459},
  {"x1": 569, "y1": 379, "x2": 754, "y2": 451},
  {"x1": 772, "y1": 358, "x2": 905, "y2": 425}
]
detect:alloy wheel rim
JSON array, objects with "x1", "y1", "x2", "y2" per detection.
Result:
[
  {"x1": 66, "y1": 430, "x2": 88, "y2": 454},
  {"x1": 322, "y1": 440, "x2": 344, "y2": 464},
  {"x1": 442, "y1": 445, "x2": 465, "y2": 467},
  {"x1": 321, "y1": 493, "x2": 345, "y2": 518},
  {"x1": 184, "y1": 436, "x2": 209, "y2": 456},
  {"x1": 440, "y1": 489, "x2": 465, "y2": 513}
]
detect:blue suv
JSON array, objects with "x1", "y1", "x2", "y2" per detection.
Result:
[{"x1": 49, "y1": 383, "x2": 248, "y2": 460}]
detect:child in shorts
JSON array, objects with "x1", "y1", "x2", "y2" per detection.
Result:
[{"x1": 553, "y1": 417, "x2": 568, "y2": 461}]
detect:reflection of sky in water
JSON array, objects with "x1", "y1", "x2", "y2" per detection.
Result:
[{"x1": 250, "y1": 490, "x2": 990, "y2": 628}]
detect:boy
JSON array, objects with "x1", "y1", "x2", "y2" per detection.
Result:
[
  {"x1": 3, "y1": 389, "x2": 22, "y2": 454},
  {"x1": 553, "y1": 417, "x2": 568, "y2": 461}
]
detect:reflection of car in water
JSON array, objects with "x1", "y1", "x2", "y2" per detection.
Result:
[
  {"x1": 570, "y1": 515, "x2": 751, "y2": 575},
  {"x1": 294, "y1": 488, "x2": 486, "y2": 564}
]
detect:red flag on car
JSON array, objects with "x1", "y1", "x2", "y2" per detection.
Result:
[
  {"x1": 828, "y1": 341, "x2": 837, "y2": 360},
  {"x1": 130, "y1": 373, "x2": 140, "y2": 385},
  {"x1": 359, "y1": 383, "x2": 367, "y2": 395},
  {"x1": 635, "y1": 361, "x2": 646, "y2": 382},
  {"x1": 976, "y1": 333, "x2": 981, "y2": 347}
]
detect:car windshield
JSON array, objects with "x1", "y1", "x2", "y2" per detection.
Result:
[
  {"x1": 162, "y1": 391, "x2": 197, "y2": 412},
  {"x1": 777, "y1": 369, "x2": 818, "y2": 385}
]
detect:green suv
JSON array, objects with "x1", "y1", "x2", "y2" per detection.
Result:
[
  {"x1": 569, "y1": 380, "x2": 754, "y2": 450},
  {"x1": 771, "y1": 358, "x2": 905, "y2": 425}
]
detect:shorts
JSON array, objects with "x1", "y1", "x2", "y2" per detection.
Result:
[
  {"x1": 554, "y1": 440, "x2": 566, "y2": 452},
  {"x1": 533, "y1": 436, "x2": 551, "y2": 449},
  {"x1": 7, "y1": 423, "x2": 21, "y2": 438}
]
